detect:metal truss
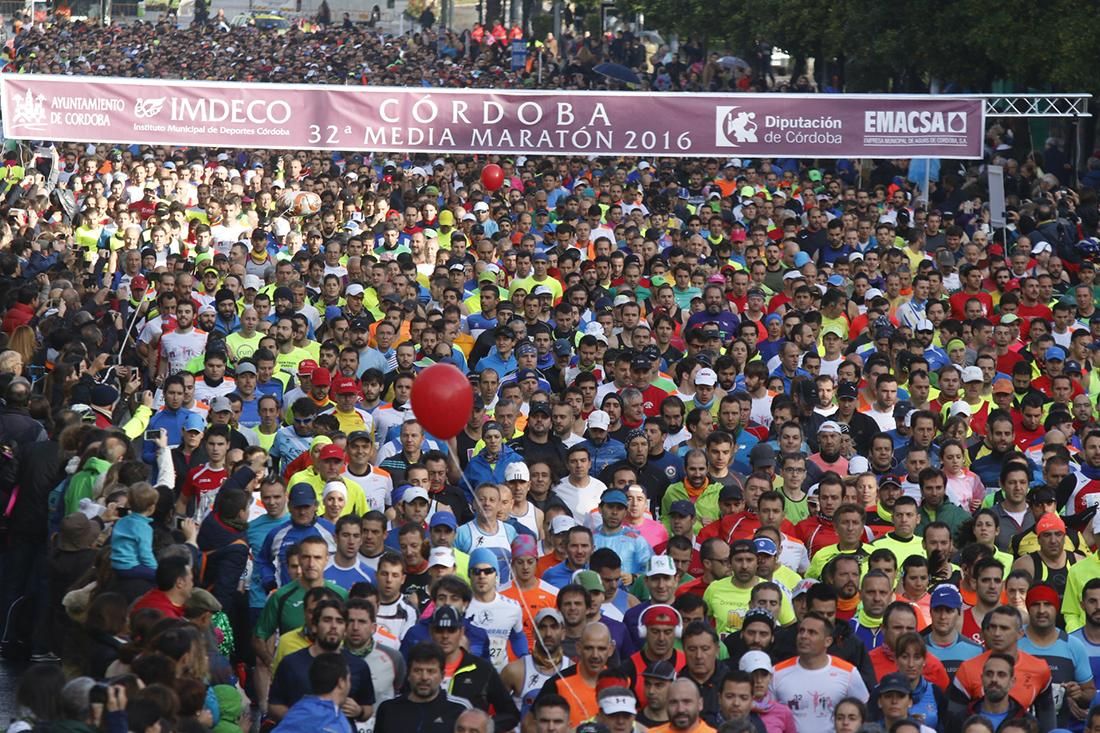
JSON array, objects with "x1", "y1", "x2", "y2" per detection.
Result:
[{"x1": 980, "y1": 94, "x2": 1092, "y2": 117}]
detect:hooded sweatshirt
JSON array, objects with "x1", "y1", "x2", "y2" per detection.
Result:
[{"x1": 272, "y1": 696, "x2": 351, "y2": 733}]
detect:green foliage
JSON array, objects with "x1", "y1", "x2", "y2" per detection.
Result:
[{"x1": 618, "y1": 0, "x2": 1100, "y2": 93}]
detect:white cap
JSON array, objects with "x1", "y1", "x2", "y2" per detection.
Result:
[
  {"x1": 818, "y1": 421, "x2": 842, "y2": 434},
  {"x1": 322, "y1": 481, "x2": 347, "y2": 499},
  {"x1": 410, "y1": 166, "x2": 427, "y2": 177},
  {"x1": 949, "y1": 400, "x2": 972, "y2": 418},
  {"x1": 646, "y1": 555, "x2": 677, "y2": 577},
  {"x1": 694, "y1": 368, "x2": 718, "y2": 387},
  {"x1": 505, "y1": 462, "x2": 530, "y2": 482},
  {"x1": 550, "y1": 515, "x2": 579, "y2": 535},
  {"x1": 403, "y1": 486, "x2": 430, "y2": 503},
  {"x1": 1031, "y1": 240, "x2": 1053, "y2": 255},
  {"x1": 865, "y1": 288, "x2": 885, "y2": 300},
  {"x1": 462, "y1": 212, "x2": 477, "y2": 222},
  {"x1": 848, "y1": 455, "x2": 870, "y2": 474},
  {"x1": 243, "y1": 274, "x2": 263, "y2": 290},
  {"x1": 915, "y1": 318, "x2": 934, "y2": 332},
  {"x1": 613, "y1": 294, "x2": 632, "y2": 307},
  {"x1": 961, "y1": 366, "x2": 983, "y2": 383},
  {"x1": 584, "y1": 321, "x2": 605, "y2": 336},
  {"x1": 272, "y1": 218, "x2": 291, "y2": 237},
  {"x1": 428, "y1": 547, "x2": 456, "y2": 568},
  {"x1": 346, "y1": 284, "x2": 365, "y2": 297},
  {"x1": 739, "y1": 650, "x2": 774, "y2": 674},
  {"x1": 637, "y1": 161, "x2": 651, "y2": 171},
  {"x1": 473, "y1": 201, "x2": 489, "y2": 212},
  {"x1": 587, "y1": 410, "x2": 611, "y2": 431},
  {"x1": 783, "y1": 270, "x2": 805, "y2": 281}
]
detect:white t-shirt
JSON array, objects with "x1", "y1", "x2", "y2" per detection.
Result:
[
  {"x1": 467, "y1": 593, "x2": 524, "y2": 671},
  {"x1": 553, "y1": 477, "x2": 608, "y2": 516},
  {"x1": 863, "y1": 407, "x2": 897, "y2": 432},
  {"x1": 771, "y1": 655, "x2": 869, "y2": 733},
  {"x1": 343, "y1": 466, "x2": 394, "y2": 514},
  {"x1": 160, "y1": 328, "x2": 208, "y2": 375}
]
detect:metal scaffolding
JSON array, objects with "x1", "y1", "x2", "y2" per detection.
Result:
[{"x1": 980, "y1": 93, "x2": 1092, "y2": 117}]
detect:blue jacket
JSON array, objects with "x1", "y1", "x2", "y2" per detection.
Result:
[
  {"x1": 258, "y1": 518, "x2": 336, "y2": 590},
  {"x1": 476, "y1": 347, "x2": 516, "y2": 377},
  {"x1": 577, "y1": 437, "x2": 627, "y2": 478},
  {"x1": 729, "y1": 428, "x2": 759, "y2": 476},
  {"x1": 462, "y1": 444, "x2": 523, "y2": 489},
  {"x1": 143, "y1": 407, "x2": 201, "y2": 464},
  {"x1": 273, "y1": 696, "x2": 351, "y2": 733},
  {"x1": 110, "y1": 512, "x2": 156, "y2": 570}
]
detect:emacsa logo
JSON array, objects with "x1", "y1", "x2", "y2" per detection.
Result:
[
  {"x1": 947, "y1": 111, "x2": 966, "y2": 133},
  {"x1": 716, "y1": 105, "x2": 758, "y2": 147}
]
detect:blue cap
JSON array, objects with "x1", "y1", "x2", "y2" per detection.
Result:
[
  {"x1": 469, "y1": 547, "x2": 498, "y2": 571},
  {"x1": 753, "y1": 537, "x2": 778, "y2": 555},
  {"x1": 929, "y1": 584, "x2": 962, "y2": 609},
  {"x1": 600, "y1": 489, "x2": 628, "y2": 506},
  {"x1": 289, "y1": 483, "x2": 317, "y2": 507},
  {"x1": 826, "y1": 274, "x2": 845, "y2": 287},
  {"x1": 430, "y1": 605, "x2": 463, "y2": 629},
  {"x1": 182, "y1": 411, "x2": 206, "y2": 433},
  {"x1": 1066, "y1": 359, "x2": 1083, "y2": 374},
  {"x1": 532, "y1": 252, "x2": 549, "y2": 262},
  {"x1": 324, "y1": 305, "x2": 343, "y2": 322},
  {"x1": 1045, "y1": 346, "x2": 1066, "y2": 361},
  {"x1": 429, "y1": 512, "x2": 457, "y2": 530},
  {"x1": 516, "y1": 367, "x2": 539, "y2": 381},
  {"x1": 669, "y1": 500, "x2": 696, "y2": 517},
  {"x1": 793, "y1": 252, "x2": 811, "y2": 267}
]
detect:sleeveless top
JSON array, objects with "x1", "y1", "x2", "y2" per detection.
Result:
[
  {"x1": 519, "y1": 653, "x2": 570, "y2": 711},
  {"x1": 466, "y1": 521, "x2": 514, "y2": 585},
  {"x1": 511, "y1": 502, "x2": 541, "y2": 539},
  {"x1": 1029, "y1": 551, "x2": 1078, "y2": 597}
]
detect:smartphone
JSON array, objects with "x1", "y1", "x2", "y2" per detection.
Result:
[{"x1": 144, "y1": 429, "x2": 162, "y2": 441}]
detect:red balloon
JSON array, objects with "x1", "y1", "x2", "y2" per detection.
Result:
[
  {"x1": 481, "y1": 163, "x2": 505, "y2": 192},
  {"x1": 410, "y1": 363, "x2": 474, "y2": 440}
]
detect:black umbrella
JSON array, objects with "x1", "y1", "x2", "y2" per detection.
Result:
[{"x1": 593, "y1": 62, "x2": 641, "y2": 86}]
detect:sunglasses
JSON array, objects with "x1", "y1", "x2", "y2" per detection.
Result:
[{"x1": 471, "y1": 567, "x2": 497, "y2": 577}]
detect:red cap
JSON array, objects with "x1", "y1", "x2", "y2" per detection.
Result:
[
  {"x1": 640, "y1": 604, "x2": 680, "y2": 628},
  {"x1": 333, "y1": 376, "x2": 359, "y2": 395},
  {"x1": 297, "y1": 359, "x2": 319, "y2": 375},
  {"x1": 1025, "y1": 583, "x2": 1060, "y2": 610},
  {"x1": 1036, "y1": 512, "x2": 1066, "y2": 535},
  {"x1": 131, "y1": 274, "x2": 148, "y2": 291},
  {"x1": 310, "y1": 368, "x2": 331, "y2": 387},
  {"x1": 318, "y1": 444, "x2": 346, "y2": 462}
]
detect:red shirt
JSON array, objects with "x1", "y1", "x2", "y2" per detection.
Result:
[
  {"x1": 949, "y1": 290, "x2": 993, "y2": 320},
  {"x1": 696, "y1": 512, "x2": 761, "y2": 545},
  {"x1": 131, "y1": 589, "x2": 185, "y2": 619},
  {"x1": 182, "y1": 464, "x2": 229, "y2": 501}
]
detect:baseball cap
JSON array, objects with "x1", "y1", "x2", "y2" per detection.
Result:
[
  {"x1": 243, "y1": 274, "x2": 262, "y2": 291},
  {"x1": 742, "y1": 607, "x2": 775, "y2": 630},
  {"x1": 431, "y1": 605, "x2": 463, "y2": 629},
  {"x1": 719, "y1": 485, "x2": 743, "y2": 503},
  {"x1": 550, "y1": 515, "x2": 579, "y2": 535},
  {"x1": 879, "y1": 475, "x2": 904, "y2": 490},
  {"x1": 289, "y1": 483, "x2": 317, "y2": 507},
  {"x1": 346, "y1": 283, "x2": 365, "y2": 297},
  {"x1": 929, "y1": 584, "x2": 962, "y2": 610},
  {"x1": 472, "y1": 201, "x2": 490, "y2": 213},
  {"x1": 318, "y1": 444, "x2": 346, "y2": 462},
  {"x1": 876, "y1": 673, "x2": 912, "y2": 697},
  {"x1": 535, "y1": 608, "x2": 564, "y2": 625},
  {"x1": 505, "y1": 463, "x2": 530, "y2": 482},
  {"x1": 347, "y1": 430, "x2": 372, "y2": 445},
  {"x1": 235, "y1": 361, "x2": 257, "y2": 375},
  {"x1": 645, "y1": 555, "x2": 676, "y2": 577},
  {"x1": 949, "y1": 401, "x2": 972, "y2": 418},
  {"x1": 570, "y1": 570, "x2": 601, "y2": 593},
  {"x1": 1000, "y1": 313, "x2": 1020, "y2": 325},
  {"x1": 587, "y1": 410, "x2": 611, "y2": 431},
  {"x1": 429, "y1": 512, "x2": 457, "y2": 530},
  {"x1": 739, "y1": 650, "x2": 773, "y2": 674},
  {"x1": 332, "y1": 376, "x2": 359, "y2": 395},
  {"x1": 848, "y1": 456, "x2": 870, "y2": 474},
  {"x1": 428, "y1": 547, "x2": 456, "y2": 568},
  {"x1": 668, "y1": 500, "x2": 696, "y2": 517},
  {"x1": 528, "y1": 401, "x2": 552, "y2": 417},
  {"x1": 643, "y1": 660, "x2": 677, "y2": 681},
  {"x1": 992, "y1": 379, "x2": 1013, "y2": 394},
  {"x1": 694, "y1": 368, "x2": 718, "y2": 387},
  {"x1": 1045, "y1": 346, "x2": 1066, "y2": 362},
  {"x1": 640, "y1": 604, "x2": 680, "y2": 627},
  {"x1": 750, "y1": 443, "x2": 776, "y2": 468},
  {"x1": 961, "y1": 366, "x2": 984, "y2": 383},
  {"x1": 601, "y1": 489, "x2": 628, "y2": 506},
  {"x1": 819, "y1": 420, "x2": 842, "y2": 434},
  {"x1": 838, "y1": 382, "x2": 859, "y2": 400},
  {"x1": 182, "y1": 412, "x2": 206, "y2": 433},
  {"x1": 402, "y1": 486, "x2": 430, "y2": 504},
  {"x1": 515, "y1": 367, "x2": 539, "y2": 382},
  {"x1": 915, "y1": 318, "x2": 935, "y2": 332},
  {"x1": 553, "y1": 339, "x2": 573, "y2": 357}
]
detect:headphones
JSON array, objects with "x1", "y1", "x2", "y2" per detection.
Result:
[{"x1": 637, "y1": 603, "x2": 683, "y2": 640}]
